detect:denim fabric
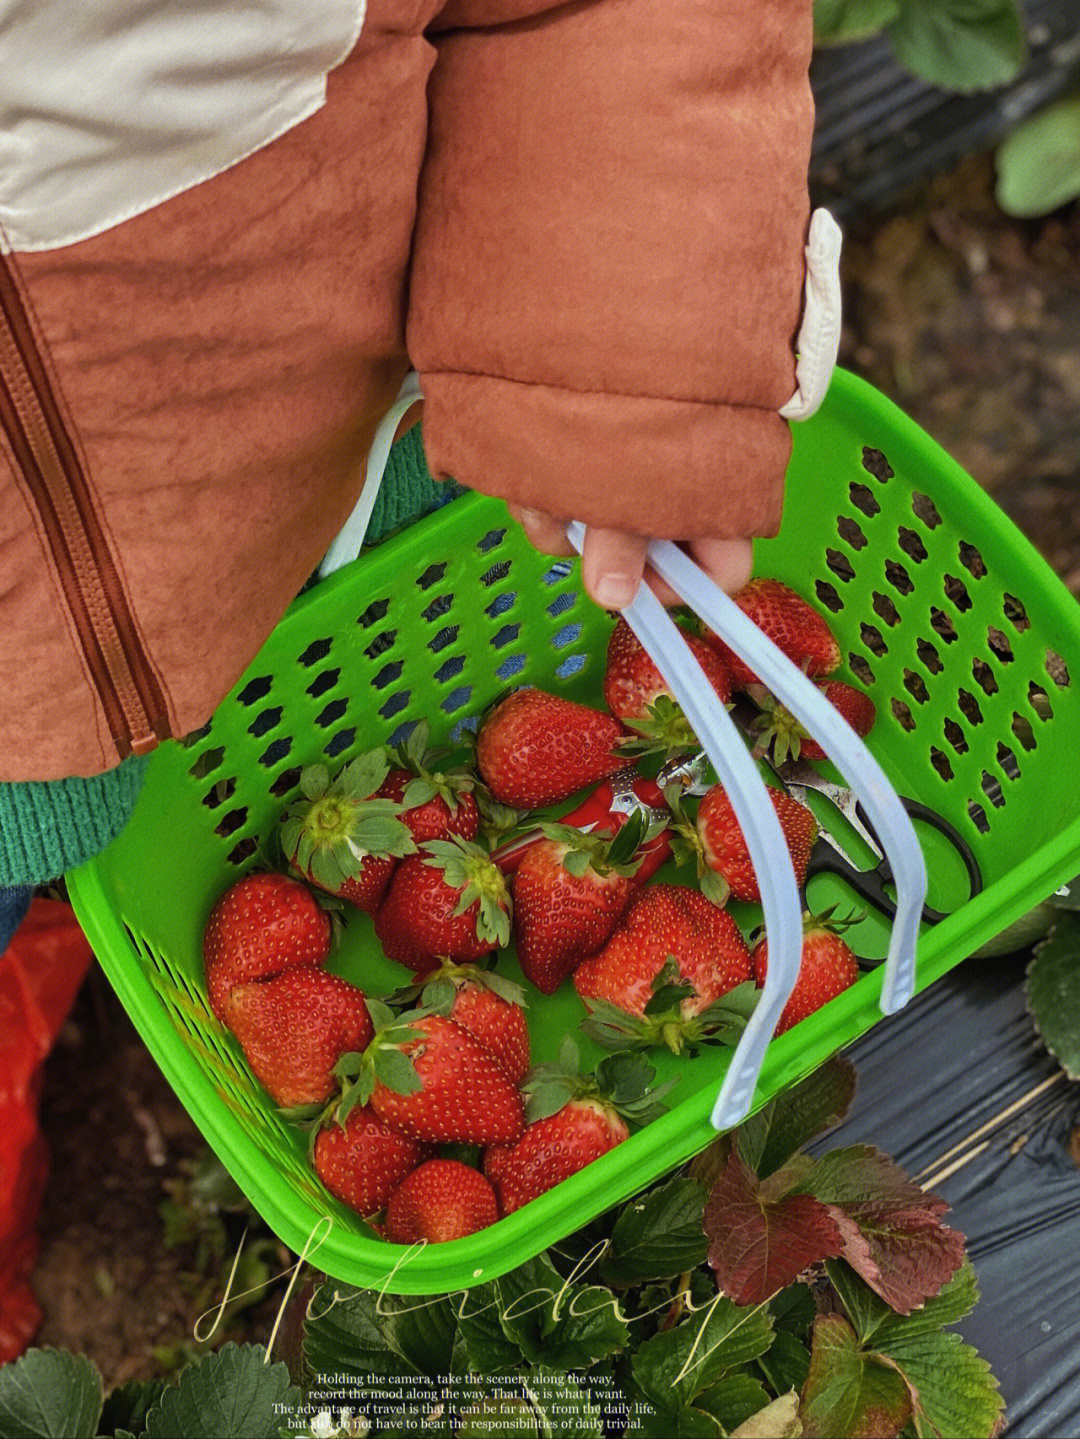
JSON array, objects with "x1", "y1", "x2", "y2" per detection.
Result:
[{"x1": 0, "y1": 886, "x2": 32, "y2": 954}]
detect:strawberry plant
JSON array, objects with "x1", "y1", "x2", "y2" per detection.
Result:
[{"x1": 1, "y1": 1058, "x2": 1004, "y2": 1438}]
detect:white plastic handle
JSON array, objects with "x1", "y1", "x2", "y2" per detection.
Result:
[
  {"x1": 646, "y1": 541, "x2": 927, "y2": 1015},
  {"x1": 565, "y1": 524, "x2": 804, "y2": 1129}
]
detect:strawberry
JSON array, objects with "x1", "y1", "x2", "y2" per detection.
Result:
[
  {"x1": 748, "y1": 680, "x2": 877, "y2": 765},
  {"x1": 384, "y1": 1159, "x2": 500, "y2": 1244},
  {"x1": 336, "y1": 1007, "x2": 525, "y2": 1146},
  {"x1": 378, "y1": 719, "x2": 480, "y2": 845},
  {"x1": 313, "y1": 1105, "x2": 431, "y2": 1217},
  {"x1": 373, "y1": 838, "x2": 512, "y2": 972},
  {"x1": 279, "y1": 751, "x2": 416, "y2": 914},
  {"x1": 604, "y1": 617, "x2": 730, "y2": 759},
  {"x1": 483, "y1": 1039, "x2": 671, "y2": 1214},
  {"x1": 752, "y1": 909, "x2": 860, "y2": 1033},
  {"x1": 203, "y1": 872, "x2": 331, "y2": 1022},
  {"x1": 390, "y1": 964, "x2": 530, "y2": 1082},
  {"x1": 691, "y1": 783, "x2": 818, "y2": 905},
  {"x1": 511, "y1": 816, "x2": 648, "y2": 995},
  {"x1": 223, "y1": 968, "x2": 373, "y2": 1109},
  {"x1": 705, "y1": 578, "x2": 841, "y2": 689},
  {"x1": 476, "y1": 688, "x2": 625, "y2": 809},
  {"x1": 574, "y1": 884, "x2": 755, "y2": 1053}
]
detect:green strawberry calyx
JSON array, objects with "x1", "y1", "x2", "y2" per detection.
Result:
[
  {"x1": 520, "y1": 1034, "x2": 676, "y2": 1128},
  {"x1": 663, "y1": 784, "x2": 732, "y2": 909},
  {"x1": 745, "y1": 685, "x2": 809, "y2": 767},
  {"x1": 422, "y1": 837, "x2": 513, "y2": 948},
  {"x1": 279, "y1": 751, "x2": 416, "y2": 892},
  {"x1": 581, "y1": 959, "x2": 759, "y2": 1056},
  {"x1": 803, "y1": 905, "x2": 865, "y2": 940},
  {"x1": 617, "y1": 694, "x2": 702, "y2": 762},
  {"x1": 327, "y1": 1000, "x2": 436, "y2": 1129},
  {"x1": 389, "y1": 718, "x2": 476, "y2": 814},
  {"x1": 540, "y1": 807, "x2": 653, "y2": 881},
  {"x1": 385, "y1": 960, "x2": 527, "y2": 1016}
]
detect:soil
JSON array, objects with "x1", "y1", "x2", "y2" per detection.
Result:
[{"x1": 27, "y1": 154, "x2": 1080, "y2": 1386}]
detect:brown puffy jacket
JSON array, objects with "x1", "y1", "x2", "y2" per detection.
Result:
[{"x1": 0, "y1": 0, "x2": 815, "y2": 783}]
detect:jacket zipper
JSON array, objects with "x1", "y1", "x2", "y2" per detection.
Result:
[{"x1": 0, "y1": 255, "x2": 169, "y2": 760}]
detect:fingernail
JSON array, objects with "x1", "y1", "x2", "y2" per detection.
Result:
[{"x1": 594, "y1": 573, "x2": 639, "y2": 610}]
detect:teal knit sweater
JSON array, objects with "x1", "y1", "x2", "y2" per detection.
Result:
[{"x1": 0, "y1": 427, "x2": 455, "y2": 886}]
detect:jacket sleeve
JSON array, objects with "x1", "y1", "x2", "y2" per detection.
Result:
[{"x1": 407, "y1": 0, "x2": 815, "y2": 540}]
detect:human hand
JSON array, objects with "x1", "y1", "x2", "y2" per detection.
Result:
[{"x1": 506, "y1": 505, "x2": 753, "y2": 610}]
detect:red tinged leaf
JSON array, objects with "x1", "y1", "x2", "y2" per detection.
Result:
[
  {"x1": 800, "y1": 1314, "x2": 912, "y2": 1439},
  {"x1": 704, "y1": 1149, "x2": 844, "y2": 1305},
  {"x1": 803, "y1": 1145, "x2": 967, "y2": 1315}
]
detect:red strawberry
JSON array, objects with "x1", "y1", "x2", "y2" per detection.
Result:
[
  {"x1": 223, "y1": 968, "x2": 373, "y2": 1109},
  {"x1": 313, "y1": 1106, "x2": 431, "y2": 1217},
  {"x1": 337, "y1": 1010, "x2": 525, "y2": 1146},
  {"x1": 604, "y1": 617, "x2": 730, "y2": 759},
  {"x1": 752, "y1": 911, "x2": 860, "y2": 1033},
  {"x1": 706, "y1": 578, "x2": 841, "y2": 689},
  {"x1": 203, "y1": 872, "x2": 331, "y2": 1022},
  {"x1": 374, "y1": 838, "x2": 512, "y2": 972},
  {"x1": 378, "y1": 719, "x2": 480, "y2": 845},
  {"x1": 695, "y1": 784, "x2": 818, "y2": 904},
  {"x1": 392, "y1": 964, "x2": 530, "y2": 1083},
  {"x1": 279, "y1": 751, "x2": 416, "y2": 914},
  {"x1": 384, "y1": 1159, "x2": 500, "y2": 1244},
  {"x1": 574, "y1": 884, "x2": 753, "y2": 1052},
  {"x1": 483, "y1": 1042, "x2": 668, "y2": 1214},
  {"x1": 476, "y1": 688, "x2": 625, "y2": 809},
  {"x1": 748, "y1": 680, "x2": 877, "y2": 765},
  {"x1": 512, "y1": 820, "x2": 646, "y2": 995}
]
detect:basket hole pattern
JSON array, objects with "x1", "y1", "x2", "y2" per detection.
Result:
[
  {"x1": 911, "y1": 492, "x2": 942, "y2": 529},
  {"x1": 307, "y1": 668, "x2": 340, "y2": 699},
  {"x1": 551, "y1": 623, "x2": 582, "y2": 651},
  {"x1": 903, "y1": 669, "x2": 929, "y2": 705},
  {"x1": 917, "y1": 638, "x2": 943, "y2": 675},
  {"x1": 215, "y1": 807, "x2": 248, "y2": 838},
  {"x1": 981, "y1": 771, "x2": 1005, "y2": 809},
  {"x1": 930, "y1": 747, "x2": 954, "y2": 782},
  {"x1": 930, "y1": 608, "x2": 958, "y2": 644},
  {"x1": 1011, "y1": 712, "x2": 1037, "y2": 751},
  {"x1": 259, "y1": 738, "x2": 292, "y2": 768},
  {"x1": 1003, "y1": 593, "x2": 1029, "y2": 631},
  {"x1": 388, "y1": 719, "x2": 420, "y2": 749},
  {"x1": 434, "y1": 655, "x2": 466, "y2": 684},
  {"x1": 557, "y1": 654, "x2": 587, "y2": 679},
  {"x1": 476, "y1": 527, "x2": 507, "y2": 553},
  {"x1": 315, "y1": 698, "x2": 348, "y2": 728},
  {"x1": 547, "y1": 591, "x2": 578, "y2": 619},
  {"x1": 987, "y1": 628, "x2": 1014, "y2": 664},
  {"x1": 1029, "y1": 682, "x2": 1053, "y2": 721},
  {"x1": 181, "y1": 721, "x2": 212, "y2": 747},
  {"x1": 236, "y1": 675, "x2": 272, "y2": 705},
  {"x1": 270, "y1": 766, "x2": 302, "y2": 797},
  {"x1": 850, "y1": 482, "x2": 880, "y2": 517},
  {"x1": 227, "y1": 837, "x2": 259, "y2": 865},
  {"x1": 816, "y1": 580, "x2": 843, "y2": 613},
  {"x1": 429, "y1": 624, "x2": 459, "y2": 654},
  {"x1": 379, "y1": 689, "x2": 410, "y2": 721},
  {"x1": 860, "y1": 623, "x2": 888, "y2": 658},
  {"x1": 826, "y1": 549, "x2": 855, "y2": 583},
  {"x1": 417, "y1": 562, "x2": 448, "y2": 590},
  {"x1": 968, "y1": 800, "x2": 991, "y2": 835},
  {"x1": 542, "y1": 560, "x2": 574, "y2": 586},
  {"x1": 423, "y1": 594, "x2": 455, "y2": 624},
  {"x1": 958, "y1": 542, "x2": 987, "y2": 579},
  {"x1": 957, "y1": 690, "x2": 984, "y2": 726},
  {"x1": 496, "y1": 655, "x2": 527, "y2": 682},
  {"x1": 486, "y1": 591, "x2": 517, "y2": 619},
  {"x1": 203, "y1": 777, "x2": 236, "y2": 809},
  {"x1": 997, "y1": 742, "x2": 1021, "y2": 780},
  {"x1": 325, "y1": 726, "x2": 357, "y2": 757},
  {"x1": 943, "y1": 574, "x2": 972, "y2": 612},
  {"x1": 897, "y1": 527, "x2": 928, "y2": 563},
  {"x1": 944, "y1": 719, "x2": 969, "y2": 755},
  {"x1": 372, "y1": 661, "x2": 404, "y2": 691},
  {"x1": 891, "y1": 698, "x2": 916, "y2": 732},
  {"x1": 358, "y1": 598, "x2": 390, "y2": 627},
  {"x1": 1046, "y1": 650, "x2": 1071, "y2": 688},
  {"x1": 837, "y1": 515, "x2": 868, "y2": 550},
  {"x1": 848, "y1": 653, "x2": 875, "y2": 686},
  {"x1": 189, "y1": 746, "x2": 225, "y2": 779},
  {"x1": 971, "y1": 659, "x2": 998, "y2": 696},
  {"x1": 872, "y1": 591, "x2": 900, "y2": 627},
  {"x1": 442, "y1": 684, "x2": 473, "y2": 713},
  {"x1": 480, "y1": 559, "x2": 513, "y2": 588},
  {"x1": 491, "y1": 623, "x2": 521, "y2": 650},
  {"x1": 862, "y1": 447, "x2": 894, "y2": 482},
  {"x1": 364, "y1": 631, "x2": 396, "y2": 662},
  {"x1": 248, "y1": 706, "x2": 282, "y2": 738},
  {"x1": 297, "y1": 639, "x2": 332, "y2": 669},
  {"x1": 885, "y1": 560, "x2": 914, "y2": 596}
]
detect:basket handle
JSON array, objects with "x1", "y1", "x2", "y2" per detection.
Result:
[{"x1": 565, "y1": 524, "x2": 805, "y2": 1130}]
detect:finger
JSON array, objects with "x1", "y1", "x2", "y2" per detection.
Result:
[
  {"x1": 581, "y1": 527, "x2": 649, "y2": 610},
  {"x1": 506, "y1": 503, "x2": 574, "y2": 557},
  {"x1": 685, "y1": 537, "x2": 754, "y2": 594}
]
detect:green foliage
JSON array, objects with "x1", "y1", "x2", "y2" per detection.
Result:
[
  {"x1": 0, "y1": 1349, "x2": 103, "y2": 1438},
  {"x1": 1027, "y1": 912, "x2": 1080, "y2": 1077},
  {"x1": 814, "y1": 0, "x2": 1027, "y2": 93}
]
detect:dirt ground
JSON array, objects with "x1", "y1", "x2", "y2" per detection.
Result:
[{"x1": 29, "y1": 153, "x2": 1080, "y2": 1387}]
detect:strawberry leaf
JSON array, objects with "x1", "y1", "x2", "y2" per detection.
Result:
[
  {"x1": 699, "y1": 869, "x2": 731, "y2": 908},
  {"x1": 495, "y1": 1254, "x2": 630, "y2": 1371},
  {"x1": 755, "y1": 1328, "x2": 810, "y2": 1395},
  {"x1": 1027, "y1": 913, "x2": 1080, "y2": 1078},
  {"x1": 799, "y1": 1145, "x2": 966, "y2": 1314},
  {"x1": 309, "y1": 846, "x2": 346, "y2": 893},
  {"x1": 694, "y1": 1373, "x2": 771, "y2": 1434},
  {"x1": 704, "y1": 1149, "x2": 845, "y2": 1305},
  {"x1": 373, "y1": 1048, "x2": 423, "y2": 1096},
  {"x1": 365, "y1": 998, "x2": 398, "y2": 1032},
  {"x1": 299, "y1": 765, "x2": 329, "y2": 802},
  {"x1": 876, "y1": 1328, "x2": 1004, "y2": 1439},
  {"x1": 598, "y1": 1176, "x2": 709, "y2": 1286},
  {"x1": 800, "y1": 1314, "x2": 912, "y2": 1439},
  {"x1": 336, "y1": 748, "x2": 390, "y2": 800},
  {"x1": 420, "y1": 977, "x2": 457, "y2": 1015},
  {"x1": 736, "y1": 1057, "x2": 858, "y2": 1178},
  {"x1": 631, "y1": 1293, "x2": 774, "y2": 1411}
]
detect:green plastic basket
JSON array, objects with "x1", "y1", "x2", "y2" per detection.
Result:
[{"x1": 69, "y1": 369, "x2": 1080, "y2": 1294}]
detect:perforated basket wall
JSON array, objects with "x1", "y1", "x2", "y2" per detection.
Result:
[{"x1": 69, "y1": 370, "x2": 1080, "y2": 1294}]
